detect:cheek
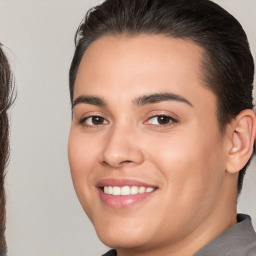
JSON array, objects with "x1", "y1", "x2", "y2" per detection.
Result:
[
  {"x1": 68, "y1": 129, "x2": 98, "y2": 177},
  {"x1": 145, "y1": 128, "x2": 226, "y2": 209},
  {"x1": 68, "y1": 130, "x2": 98, "y2": 210}
]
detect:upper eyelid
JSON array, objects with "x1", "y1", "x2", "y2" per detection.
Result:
[
  {"x1": 76, "y1": 111, "x2": 178, "y2": 125},
  {"x1": 81, "y1": 115, "x2": 108, "y2": 122},
  {"x1": 146, "y1": 113, "x2": 178, "y2": 121},
  {"x1": 79, "y1": 116, "x2": 109, "y2": 128},
  {"x1": 76, "y1": 110, "x2": 110, "y2": 121},
  {"x1": 148, "y1": 114, "x2": 175, "y2": 118},
  {"x1": 146, "y1": 115, "x2": 177, "y2": 123}
]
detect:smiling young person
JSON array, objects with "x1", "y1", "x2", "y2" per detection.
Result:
[
  {"x1": 0, "y1": 44, "x2": 14, "y2": 256},
  {"x1": 68, "y1": 0, "x2": 256, "y2": 255}
]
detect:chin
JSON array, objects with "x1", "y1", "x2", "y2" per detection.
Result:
[
  {"x1": 98, "y1": 235, "x2": 147, "y2": 251},
  {"x1": 94, "y1": 222, "x2": 150, "y2": 249}
]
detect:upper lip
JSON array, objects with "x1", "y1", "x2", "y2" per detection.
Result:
[{"x1": 96, "y1": 178, "x2": 158, "y2": 188}]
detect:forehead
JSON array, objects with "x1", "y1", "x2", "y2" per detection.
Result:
[{"x1": 74, "y1": 34, "x2": 216, "y2": 110}]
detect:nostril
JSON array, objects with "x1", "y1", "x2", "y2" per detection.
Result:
[
  {"x1": 101, "y1": 161, "x2": 109, "y2": 167},
  {"x1": 119, "y1": 160, "x2": 136, "y2": 167},
  {"x1": 101, "y1": 159, "x2": 134, "y2": 168},
  {"x1": 121, "y1": 160, "x2": 133, "y2": 164}
]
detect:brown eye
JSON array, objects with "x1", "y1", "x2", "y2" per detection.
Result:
[
  {"x1": 157, "y1": 116, "x2": 171, "y2": 124},
  {"x1": 91, "y1": 116, "x2": 105, "y2": 125},
  {"x1": 83, "y1": 116, "x2": 108, "y2": 126},
  {"x1": 147, "y1": 115, "x2": 176, "y2": 125}
]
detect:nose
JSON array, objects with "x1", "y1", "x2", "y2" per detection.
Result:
[{"x1": 100, "y1": 125, "x2": 144, "y2": 168}]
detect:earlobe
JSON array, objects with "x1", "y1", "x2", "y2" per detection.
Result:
[{"x1": 226, "y1": 109, "x2": 256, "y2": 174}]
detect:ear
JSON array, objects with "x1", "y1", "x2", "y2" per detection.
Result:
[{"x1": 226, "y1": 109, "x2": 256, "y2": 174}]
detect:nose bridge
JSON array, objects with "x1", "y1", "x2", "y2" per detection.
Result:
[{"x1": 101, "y1": 122, "x2": 144, "y2": 167}]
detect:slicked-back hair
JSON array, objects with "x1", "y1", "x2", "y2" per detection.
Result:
[
  {"x1": 0, "y1": 44, "x2": 14, "y2": 256},
  {"x1": 69, "y1": 0, "x2": 255, "y2": 194}
]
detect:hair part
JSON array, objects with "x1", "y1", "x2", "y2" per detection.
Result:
[{"x1": 69, "y1": 0, "x2": 255, "y2": 194}]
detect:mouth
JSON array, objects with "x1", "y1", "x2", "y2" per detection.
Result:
[
  {"x1": 97, "y1": 179, "x2": 158, "y2": 208},
  {"x1": 102, "y1": 185, "x2": 155, "y2": 195}
]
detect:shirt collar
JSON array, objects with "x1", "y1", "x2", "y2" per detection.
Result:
[{"x1": 194, "y1": 214, "x2": 256, "y2": 256}]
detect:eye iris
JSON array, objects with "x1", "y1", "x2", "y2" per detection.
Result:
[
  {"x1": 157, "y1": 116, "x2": 170, "y2": 124},
  {"x1": 92, "y1": 116, "x2": 104, "y2": 125}
]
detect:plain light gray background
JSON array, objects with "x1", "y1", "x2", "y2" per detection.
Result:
[{"x1": 0, "y1": 0, "x2": 255, "y2": 255}]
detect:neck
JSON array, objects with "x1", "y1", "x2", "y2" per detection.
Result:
[
  {"x1": 117, "y1": 177, "x2": 238, "y2": 256},
  {"x1": 117, "y1": 211, "x2": 237, "y2": 256}
]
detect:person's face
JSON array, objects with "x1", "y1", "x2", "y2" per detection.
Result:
[{"x1": 68, "y1": 35, "x2": 230, "y2": 252}]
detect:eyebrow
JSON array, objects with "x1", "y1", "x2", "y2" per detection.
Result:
[
  {"x1": 72, "y1": 92, "x2": 193, "y2": 109},
  {"x1": 133, "y1": 92, "x2": 193, "y2": 107},
  {"x1": 72, "y1": 95, "x2": 106, "y2": 108}
]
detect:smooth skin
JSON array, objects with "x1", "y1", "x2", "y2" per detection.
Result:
[{"x1": 68, "y1": 34, "x2": 256, "y2": 256}]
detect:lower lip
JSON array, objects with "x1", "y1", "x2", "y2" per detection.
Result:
[{"x1": 98, "y1": 189, "x2": 156, "y2": 208}]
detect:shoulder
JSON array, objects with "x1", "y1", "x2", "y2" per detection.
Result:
[
  {"x1": 247, "y1": 242, "x2": 256, "y2": 256},
  {"x1": 195, "y1": 214, "x2": 256, "y2": 256}
]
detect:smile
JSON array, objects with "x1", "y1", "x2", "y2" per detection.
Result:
[
  {"x1": 103, "y1": 186, "x2": 155, "y2": 195},
  {"x1": 97, "y1": 179, "x2": 158, "y2": 208}
]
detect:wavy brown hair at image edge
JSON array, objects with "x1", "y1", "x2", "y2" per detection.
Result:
[{"x1": 0, "y1": 44, "x2": 14, "y2": 256}]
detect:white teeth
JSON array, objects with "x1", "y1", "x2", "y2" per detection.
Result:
[
  {"x1": 108, "y1": 186, "x2": 113, "y2": 195},
  {"x1": 103, "y1": 186, "x2": 155, "y2": 195},
  {"x1": 121, "y1": 186, "x2": 130, "y2": 196},
  {"x1": 104, "y1": 186, "x2": 108, "y2": 194},
  {"x1": 139, "y1": 187, "x2": 146, "y2": 194},
  {"x1": 131, "y1": 186, "x2": 139, "y2": 195},
  {"x1": 146, "y1": 187, "x2": 154, "y2": 193},
  {"x1": 112, "y1": 186, "x2": 121, "y2": 195}
]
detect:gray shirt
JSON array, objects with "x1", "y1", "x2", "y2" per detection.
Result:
[
  {"x1": 195, "y1": 214, "x2": 256, "y2": 256},
  {"x1": 102, "y1": 214, "x2": 256, "y2": 256}
]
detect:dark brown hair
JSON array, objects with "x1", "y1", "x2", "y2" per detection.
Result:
[
  {"x1": 0, "y1": 44, "x2": 14, "y2": 256},
  {"x1": 69, "y1": 0, "x2": 254, "y2": 194}
]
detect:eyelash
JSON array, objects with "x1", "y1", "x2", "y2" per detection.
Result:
[
  {"x1": 79, "y1": 114, "x2": 177, "y2": 128},
  {"x1": 145, "y1": 114, "x2": 178, "y2": 127},
  {"x1": 79, "y1": 115, "x2": 108, "y2": 127}
]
